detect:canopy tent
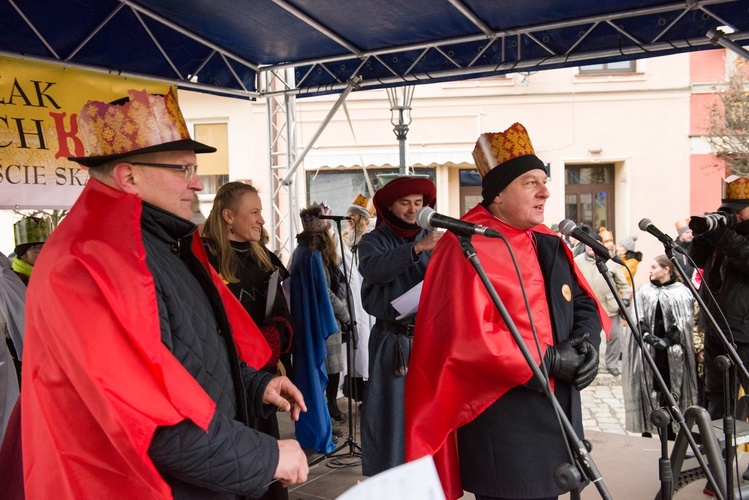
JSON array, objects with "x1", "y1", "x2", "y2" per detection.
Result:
[
  {"x1": 1, "y1": 0, "x2": 747, "y2": 99},
  {"x1": 2, "y1": 0, "x2": 748, "y2": 254}
]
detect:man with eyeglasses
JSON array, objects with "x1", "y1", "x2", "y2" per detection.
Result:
[{"x1": 19, "y1": 88, "x2": 308, "y2": 499}]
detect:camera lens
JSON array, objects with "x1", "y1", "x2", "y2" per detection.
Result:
[{"x1": 689, "y1": 212, "x2": 729, "y2": 234}]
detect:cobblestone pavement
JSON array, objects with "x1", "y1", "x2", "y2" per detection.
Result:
[{"x1": 582, "y1": 371, "x2": 630, "y2": 435}]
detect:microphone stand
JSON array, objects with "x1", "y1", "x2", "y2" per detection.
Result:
[
  {"x1": 456, "y1": 234, "x2": 613, "y2": 500},
  {"x1": 309, "y1": 218, "x2": 362, "y2": 467},
  {"x1": 592, "y1": 256, "x2": 723, "y2": 499},
  {"x1": 665, "y1": 244, "x2": 749, "y2": 499}
]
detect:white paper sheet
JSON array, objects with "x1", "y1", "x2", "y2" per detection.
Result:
[
  {"x1": 390, "y1": 280, "x2": 423, "y2": 321},
  {"x1": 336, "y1": 455, "x2": 445, "y2": 500}
]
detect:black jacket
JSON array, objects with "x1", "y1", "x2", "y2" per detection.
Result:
[
  {"x1": 141, "y1": 203, "x2": 278, "y2": 499},
  {"x1": 456, "y1": 232, "x2": 601, "y2": 498},
  {"x1": 690, "y1": 219, "x2": 749, "y2": 343}
]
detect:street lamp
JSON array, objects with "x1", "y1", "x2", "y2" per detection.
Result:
[{"x1": 387, "y1": 85, "x2": 415, "y2": 175}]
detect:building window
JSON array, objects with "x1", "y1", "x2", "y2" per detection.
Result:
[
  {"x1": 306, "y1": 167, "x2": 436, "y2": 215},
  {"x1": 459, "y1": 170, "x2": 482, "y2": 215},
  {"x1": 579, "y1": 60, "x2": 637, "y2": 75},
  {"x1": 564, "y1": 164, "x2": 615, "y2": 234},
  {"x1": 192, "y1": 122, "x2": 229, "y2": 194}
]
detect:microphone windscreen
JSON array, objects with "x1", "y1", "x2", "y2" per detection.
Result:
[
  {"x1": 638, "y1": 218, "x2": 652, "y2": 231},
  {"x1": 416, "y1": 207, "x2": 435, "y2": 230},
  {"x1": 558, "y1": 219, "x2": 577, "y2": 237}
]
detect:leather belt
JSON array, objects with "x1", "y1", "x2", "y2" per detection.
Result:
[{"x1": 378, "y1": 319, "x2": 415, "y2": 338}]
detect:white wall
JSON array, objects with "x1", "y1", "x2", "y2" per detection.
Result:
[
  {"x1": 254, "y1": 53, "x2": 695, "y2": 288},
  {"x1": 0, "y1": 52, "x2": 705, "y2": 286}
]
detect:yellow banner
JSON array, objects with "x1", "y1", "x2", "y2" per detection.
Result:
[{"x1": 0, "y1": 56, "x2": 171, "y2": 208}]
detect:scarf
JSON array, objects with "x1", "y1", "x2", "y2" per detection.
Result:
[
  {"x1": 651, "y1": 274, "x2": 677, "y2": 288},
  {"x1": 381, "y1": 209, "x2": 422, "y2": 239},
  {"x1": 11, "y1": 256, "x2": 32, "y2": 279}
]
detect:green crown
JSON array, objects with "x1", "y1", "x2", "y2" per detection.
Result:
[{"x1": 14, "y1": 217, "x2": 51, "y2": 246}]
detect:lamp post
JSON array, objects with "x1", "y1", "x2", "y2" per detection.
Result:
[{"x1": 387, "y1": 85, "x2": 415, "y2": 175}]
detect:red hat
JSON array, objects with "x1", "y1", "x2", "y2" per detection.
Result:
[{"x1": 373, "y1": 176, "x2": 436, "y2": 228}]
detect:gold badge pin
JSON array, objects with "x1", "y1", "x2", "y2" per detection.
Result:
[{"x1": 562, "y1": 284, "x2": 572, "y2": 302}]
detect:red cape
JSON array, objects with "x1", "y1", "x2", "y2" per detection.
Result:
[
  {"x1": 22, "y1": 179, "x2": 270, "y2": 498},
  {"x1": 405, "y1": 206, "x2": 608, "y2": 499}
]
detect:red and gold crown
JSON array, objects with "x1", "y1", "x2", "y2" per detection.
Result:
[
  {"x1": 472, "y1": 122, "x2": 537, "y2": 178},
  {"x1": 723, "y1": 176, "x2": 749, "y2": 205},
  {"x1": 69, "y1": 88, "x2": 215, "y2": 167},
  {"x1": 675, "y1": 219, "x2": 691, "y2": 231},
  {"x1": 348, "y1": 193, "x2": 375, "y2": 218}
]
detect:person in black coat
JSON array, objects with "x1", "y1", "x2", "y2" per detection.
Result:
[
  {"x1": 203, "y1": 181, "x2": 295, "y2": 500},
  {"x1": 689, "y1": 178, "x2": 749, "y2": 421}
]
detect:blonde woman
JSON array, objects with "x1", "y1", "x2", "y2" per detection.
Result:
[{"x1": 203, "y1": 181, "x2": 293, "y2": 500}]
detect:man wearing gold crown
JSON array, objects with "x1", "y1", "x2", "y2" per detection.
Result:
[
  {"x1": 340, "y1": 193, "x2": 376, "y2": 396},
  {"x1": 20, "y1": 88, "x2": 308, "y2": 498},
  {"x1": 405, "y1": 123, "x2": 608, "y2": 499},
  {"x1": 690, "y1": 177, "x2": 749, "y2": 423}
]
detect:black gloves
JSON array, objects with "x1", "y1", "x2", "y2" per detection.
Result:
[
  {"x1": 638, "y1": 319, "x2": 649, "y2": 336},
  {"x1": 544, "y1": 337, "x2": 584, "y2": 383},
  {"x1": 574, "y1": 339, "x2": 599, "y2": 390},
  {"x1": 643, "y1": 334, "x2": 670, "y2": 350},
  {"x1": 640, "y1": 320, "x2": 680, "y2": 350},
  {"x1": 544, "y1": 333, "x2": 599, "y2": 391}
]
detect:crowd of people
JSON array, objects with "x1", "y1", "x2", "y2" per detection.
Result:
[{"x1": 2, "y1": 88, "x2": 749, "y2": 500}]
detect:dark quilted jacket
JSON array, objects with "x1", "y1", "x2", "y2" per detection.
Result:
[{"x1": 141, "y1": 203, "x2": 279, "y2": 499}]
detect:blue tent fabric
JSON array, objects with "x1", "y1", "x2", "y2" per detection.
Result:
[
  {"x1": 0, "y1": 0, "x2": 746, "y2": 98},
  {"x1": 288, "y1": 247, "x2": 339, "y2": 453}
]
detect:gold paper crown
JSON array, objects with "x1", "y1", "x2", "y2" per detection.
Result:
[
  {"x1": 472, "y1": 122, "x2": 537, "y2": 177},
  {"x1": 78, "y1": 88, "x2": 190, "y2": 158},
  {"x1": 348, "y1": 193, "x2": 375, "y2": 217},
  {"x1": 675, "y1": 218, "x2": 691, "y2": 231},
  {"x1": 14, "y1": 217, "x2": 51, "y2": 246},
  {"x1": 599, "y1": 227, "x2": 613, "y2": 243},
  {"x1": 723, "y1": 176, "x2": 749, "y2": 202}
]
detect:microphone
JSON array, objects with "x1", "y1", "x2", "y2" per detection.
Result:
[
  {"x1": 558, "y1": 219, "x2": 626, "y2": 266},
  {"x1": 415, "y1": 207, "x2": 502, "y2": 238},
  {"x1": 318, "y1": 214, "x2": 352, "y2": 221},
  {"x1": 638, "y1": 218, "x2": 674, "y2": 247}
]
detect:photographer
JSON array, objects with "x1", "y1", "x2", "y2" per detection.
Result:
[{"x1": 689, "y1": 176, "x2": 749, "y2": 426}]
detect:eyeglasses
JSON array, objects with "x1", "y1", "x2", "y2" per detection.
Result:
[
  {"x1": 29, "y1": 244, "x2": 43, "y2": 253},
  {"x1": 129, "y1": 162, "x2": 199, "y2": 181}
]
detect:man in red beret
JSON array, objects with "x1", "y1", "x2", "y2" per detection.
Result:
[
  {"x1": 357, "y1": 175, "x2": 442, "y2": 477},
  {"x1": 406, "y1": 123, "x2": 607, "y2": 499}
]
